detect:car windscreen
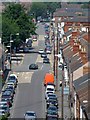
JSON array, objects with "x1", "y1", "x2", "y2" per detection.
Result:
[
  {"x1": 47, "y1": 88, "x2": 54, "y2": 91},
  {"x1": 8, "y1": 76, "x2": 16, "y2": 80},
  {"x1": 26, "y1": 112, "x2": 35, "y2": 116},
  {"x1": 48, "y1": 106, "x2": 57, "y2": 111}
]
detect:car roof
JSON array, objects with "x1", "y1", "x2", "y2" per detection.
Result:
[
  {"x1": 7, "y1": 81, "x2": 14, "y2": 84},
  {"x1": 39, "y1": 49, "x2": 44, "y2": 51},
  {"x1": 0, "y1": 109, "x2": 5, "y2": 112},
  {"x1": 2, "y1": 91, "x2": 11, "y2": 95},
  {"x1": 9, "y1": 74, "x2": 17, "y2": 78},
  {"x1": 46, "y1": 85, "x2": 54, "y2": 89},
  {"x1": 0, "y1": 101, "x2": 7, "y2": 104},
  {"x1": 48, "y1": 93, "x2": 56, "y2": 96},
  {"x1": 26, "y1": 111, "x2": 36, "y2": 114}
]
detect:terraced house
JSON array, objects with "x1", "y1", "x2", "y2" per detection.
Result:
[{"x1": 53, "y1": 2, "x2": 90, "y2": 119}]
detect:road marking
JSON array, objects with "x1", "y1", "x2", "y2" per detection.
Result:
[
  {"x1": 40, "y1": 65, "x2": 43, "y2": 70},
  {"x1": 13, "y1": 72, "x2": 34, "y2": 83},
  {"x1": 36, "y1": 54, "x2": 43, "y2": 63}
]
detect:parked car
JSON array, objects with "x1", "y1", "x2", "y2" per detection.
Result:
[
  {"x1": 46, "y1": 93, "x2": 57, "y2": 101},
  {"x1": 46, "y1": 50, "x2": 51, "y2": 54},
  {"x1": 41, "y1": 53, "x2": 47, "y2": 58},
  {"x1": 8, "y1": 78, "x2": 17, "y2": 88},
  {"x1": 29, "y1": 64, "x2": 38, "y2": 70},
  {"x1": 24, "y1": 111, "x2": 37, "y2": 120},
  {"x1": 46, "y1": 83, "x2": 55, "y2": 87},
  {"x1": 1, "y1": 98, "x2": 12, "y2": 107},
  {"x1": 6, "y1": 81, "x2": 16, "y2": 89},
  {"x1": 2, "y1": 90, "x2": 13, "y2": 102},
  {"x1": 38, "y1": 49, "x2": 44, "y2": 54},
  {"x1": 46, "y1": 105, "x2": 58, "y2": 119},
  {"x1": 44, "y1": 73, "x2": 54, "y2": 86},
  {"x1": 27, "y1": 39, "x2": 32, "y2": 47},
  {"x1": 8, "y1": 74, "x2": 18, "y2": 83},
  {"x1": 4, "y1": 86, "x2": 15, "y2": 94},
  {"x1": 45, "y1": 85, "x2": 55, "y2": 99},
  {"x1": 43, "y1": 58, "x2": 50, "y2": 63},
  {"x1": 0, "y1": 101, "x2": 9, "y2": 108},
  {"x1": 0, "y1": 103, "x2": 10, "y2": 116},
  {"x1": 46, "y1": 98, "x2": 58, "y2": 108},
  {"x1": 32, "y1": 35, "x2": 37, "y2": 41},
  {"x1": 0, "y1": 109, "x2": 6, "y2": 116}
]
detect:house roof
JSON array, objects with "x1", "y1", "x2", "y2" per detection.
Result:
[
  {"x1": 53, "y1": 4, "x2": 89, "y2": 22},
  {"x1": 73, "y1": 73, "x2": 90, "y2": 119},
  {"x1": 62, "y1": 16, "x2": 89, "y2": 22},
  {"x1": 64, "y1": 29, "x2": 72, "y2": 36}
]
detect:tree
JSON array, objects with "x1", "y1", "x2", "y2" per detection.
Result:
[
  {"x1": 29, "y1": 2, "x2": 47, "y2": 20},
  {"x1": 29, "y1": 2, "x2": 61, "y2": 20},
  {"x1": 45, "y1": 2, "x2": 61, "y2": 14},
  {"x1": 2, "y1": 14, "x2": 19, "y2": 43},
  {"x1": 81, "y1": 2, "x2": 90, "y2": 9},
  {"x1": 2, "y1": 3, "x2": 36, "y2": 47}
]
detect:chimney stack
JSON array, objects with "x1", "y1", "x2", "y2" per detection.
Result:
[{"x1": 83, "y1": 66, "x2": 90, "y2": 75}]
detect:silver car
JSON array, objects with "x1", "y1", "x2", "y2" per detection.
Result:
[{"x1": 24, "y1": 111, "x2": 37, "y2": 120}]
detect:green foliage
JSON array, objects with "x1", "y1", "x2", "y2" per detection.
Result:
[
  {"x1": 45, "y1": 2, "x2": 61, "y2": 14},
  {"x1": 0, "y1": 14, "x2": 2, "y2": 36},
  {"x1": 0, "y1": 115, "x2": 8, "y2": 120},
  {"x1": 2, "y1": 3, "x2": 36, "y2": 47},
  {"x1": 29, "y1": 2, "x2": 61, "y2": 19},
  {"x1": 30, "y1": 2, "x2": 47, "y2": 19},
  {"x1": 2, "y1": 14, "x2": 19, "y2": 43},
  {"x1": 81, "y1": 2, "x2": 90, "y2": 9}
]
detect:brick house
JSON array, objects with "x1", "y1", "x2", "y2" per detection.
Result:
[{"x1": 53, "y1": 3, "x2": 90, "y2": 119}]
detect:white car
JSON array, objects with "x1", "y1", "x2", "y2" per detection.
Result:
[
  {"x1": 46, "y1": 50, "x2": 51, "y2": 54},
  {"x1": 38, "y1": 49, "x2": 44, "y2": 54},
  {"x1": 45, "y1": 85, "x2": 55, "y2": 98},
  {"x1": 0, "y1": 101, "x2": 9, "y2": 108},
  {"x1": 9, "y1": 74, "x2": 18, "y2": 80},
  {"x1": 6, "y1": 81, "x2": 16, "y2": 88},
  {"x1": 24, "y1": 111, "x2": 37, "y2": 120},
  {"x1": 33, "y1": 38, "x2": 37, "y2": 41}
]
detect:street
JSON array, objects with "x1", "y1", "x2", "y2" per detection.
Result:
[
  {"x1": 9, "y1": 23, "x2": 52, "y2": 118},
  {"x1": 1, "y1": 2, "x2": 89, "y2": 120}
]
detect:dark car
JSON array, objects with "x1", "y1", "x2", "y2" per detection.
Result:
[
  {"x1": 4, "y1": 86, "x2": 15, "y2": 94},
  {"x1": 46, "y1": 106, "x2": 58, "y2": 119},
  {"x1": 2, "y1": 90, "x2": 13, "y2": 102},
  {"x1": 46, "y1": 98, "x2": 58, "y2": 108},
  {"x1": 46, "y1": 93, "x2": 57, "y2": 101},
  {"x1": 29, "y1": 64, "x2": 38, "y2": 70},
  {"x1": 8, "y1": 79, "x2": 17, "y2": 88},
  {"x1": 43, "y1": 58, "x2": 50, "y2": 63},
  {"x1": 41, "y1": 53, "x2": 47, "y2": 58}
]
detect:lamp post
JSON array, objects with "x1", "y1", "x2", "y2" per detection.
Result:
[
  {"x1": 55, "y1": 54, "x2": 64, "y2": 119},
  {"x1": 61, "y1": 63, "x2": 64, "y2": 120},
  {"x1": 2, "y1": 42, "x2": 8, "y2": 71},
  {"x1": 10, "y1": 33, "x2": 19, "y2": 70},
  {"x1": 56, "y1": 23, "x2": 59, "y2": 91}
]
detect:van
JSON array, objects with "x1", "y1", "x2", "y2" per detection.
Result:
[{"x1": 44, "y1": 73, "x2": 54, "y2": 86}]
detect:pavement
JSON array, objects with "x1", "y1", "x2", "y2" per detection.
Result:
[
  {"x1": 49, "y1": 42, "x2": 71, "y2": 119},
  {"x1": 0, "y1": 53, "x2": 24, "y2": 97}
]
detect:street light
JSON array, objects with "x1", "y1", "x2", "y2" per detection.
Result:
[
  {"x1": 10, "y1": 40, "x2": 13, "y2": 70},
  {"x1": 2, "y1": 41, "x2": 8, "y2": 71},
  {"x1": 10, "y1": 33, "x2": 19, "y2": 70}
]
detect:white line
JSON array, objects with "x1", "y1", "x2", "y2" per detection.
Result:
[
  {"x1": 40, "y1": 65, "x2": 43, "y2": 70},
  {"x1": 25, "y1": 76, "x2": 28, "y2": 79}
]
